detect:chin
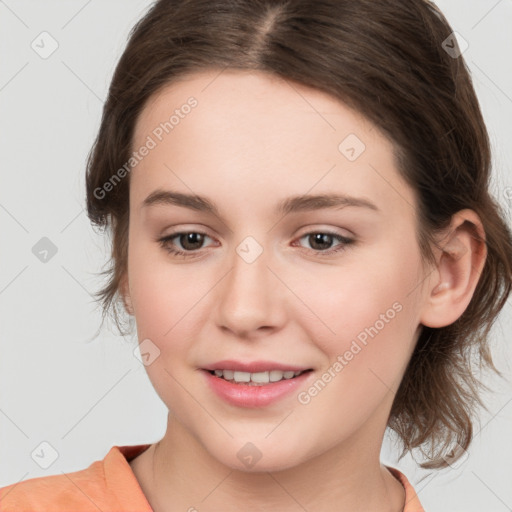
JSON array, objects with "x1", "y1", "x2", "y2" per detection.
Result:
[{"x1": 206, "y1": 438, "x2": 308, "y2": 474}]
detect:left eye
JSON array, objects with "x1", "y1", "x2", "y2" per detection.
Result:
[{"x1": 295, "y1": 232, "x2": 354, "y2": 254}]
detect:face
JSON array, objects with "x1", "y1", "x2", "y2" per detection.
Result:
[{"x1": 124, "y1": 69, "x2": 431, "y2": 472}]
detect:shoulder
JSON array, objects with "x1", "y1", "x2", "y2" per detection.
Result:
[
  {"x1": 0, "y1": 459, "x2": 109, "y2": 511},
  {"x1": 0, "y1": 444, "x2": 153, "y2": 512}
]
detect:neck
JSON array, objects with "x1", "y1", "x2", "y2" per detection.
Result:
[{"x1": 131, "y1": 414, "x2": 405, "y2": 512}]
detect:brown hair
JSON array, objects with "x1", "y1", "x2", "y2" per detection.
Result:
[{"x1": 85, "y1": 0, "x2": 512, "y2": 469}]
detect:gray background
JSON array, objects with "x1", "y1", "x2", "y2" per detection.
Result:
[{"x1": 1, "y1": 1, "x2": 511, "y2": 510}]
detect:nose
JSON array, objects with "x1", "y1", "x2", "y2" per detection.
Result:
[{"x1": 215, "y1": 242, "x2": 285, "y2": 339}]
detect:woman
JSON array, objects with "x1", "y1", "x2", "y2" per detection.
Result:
[{"x1": 1, "y1": 0, "x2": 511, "y2": 510}]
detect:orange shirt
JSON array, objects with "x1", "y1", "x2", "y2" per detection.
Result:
[{"x1": 0, "y1": 444, "x2": 425, "y2": 511}]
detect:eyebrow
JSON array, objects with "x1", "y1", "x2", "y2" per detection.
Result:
[{"x1": 141, "y1": 189, "x2": 380, "y2": 216}]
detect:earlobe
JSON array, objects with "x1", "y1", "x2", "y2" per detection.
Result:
[{"x1": 420, "y1": 209, "x2": 487, "y2": 328}]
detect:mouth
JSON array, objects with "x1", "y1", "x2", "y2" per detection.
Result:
[
  {"x1": 201, "y1": 366, "x2": 315, "y2": 408},
  {"x1": 204, "y1": 368, "x2": 314, "y2": 386}
]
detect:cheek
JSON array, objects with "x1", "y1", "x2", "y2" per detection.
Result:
[
  {"x1": 291, "y1": 264, "x2": 421, "y2": 434},
  {"x1": 127, "y1": 242, "x2": 224, "y2": 382},
  {"x1": 294, "y1": 241, "x2": 422, "y2": 378},
  {"x1": 127, "y1": 233, "x2": 205, "y2": 333},
  {"x1": 127, "y1": 246, "x2": 209, "y2": 413}
]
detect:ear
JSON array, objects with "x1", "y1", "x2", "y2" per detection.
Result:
[
  {"x1": 119, "y1": 273, "x2": 134, "y2": 316},
  {"x1": 420, "y1": 209, "x2": 487, "y2": 328}
]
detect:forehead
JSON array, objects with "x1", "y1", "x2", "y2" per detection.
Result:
[
  {"x1": 129, "y1": 69, "x2": 416, "y2": 224},
  {"x1": 133, "y1": 68, "x2": 380, "y2": 145}
]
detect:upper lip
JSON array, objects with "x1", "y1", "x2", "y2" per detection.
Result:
[{"x1": 202, "y1": 360, "x2": 312, "y2": 373}]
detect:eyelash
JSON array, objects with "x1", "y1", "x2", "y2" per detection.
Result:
[{"x1": 157, "y1": 230, "x2": 355, "y2": 259}]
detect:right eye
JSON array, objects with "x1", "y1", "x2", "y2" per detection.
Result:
[{"x1": 158, "y1": 231, "x2": 215, "y2": 258}]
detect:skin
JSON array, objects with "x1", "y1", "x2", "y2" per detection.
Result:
[{"x1": 121, "y1": 69, "x2": 487, "y2": 512}]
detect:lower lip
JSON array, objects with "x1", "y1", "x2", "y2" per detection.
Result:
[{"x1": 202, "y1": 370, "x2": 313, "y2": 408}]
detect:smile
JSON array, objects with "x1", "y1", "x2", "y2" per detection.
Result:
[
  {"x1": 207, "y1": 369, "x2": 309, "y2": 385},
  {"x1": 202, "y1": 368, "x2": 314, "y2": 407}
]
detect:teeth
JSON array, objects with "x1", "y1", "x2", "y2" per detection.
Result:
[
  {"x1": 233, "y1": 371, "x2": 251, "y2": 382},
  {"x1": 223, "y1": 369, "x2": 234, "y2": 380},
  {"x1": 211, "y1": 369, "x2": 305, "y2": 384},
  {"x1": 269, "y1": 370, "x2": 284, "y2": 382},
  {"x1": 251, "y1": 371, "x2": 270, "y2": 384}
]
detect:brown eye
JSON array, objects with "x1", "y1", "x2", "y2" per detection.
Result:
[
  {"x1": 307, "y1": 233, "x2": 336, "y2": 251},
  {"x1": 295, "y1": 231, "x2": 355, "y2": 256},
  {"x1": 158, "y1": 231, "x2": 214, "y2": 257},
  {"x1": 177, "y1": 232, "x2": 206, "y2": 251}
]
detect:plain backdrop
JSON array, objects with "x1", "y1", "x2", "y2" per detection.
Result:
[{"x1": 1, "y1": 1, "x2": 511, "y2": 510}]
